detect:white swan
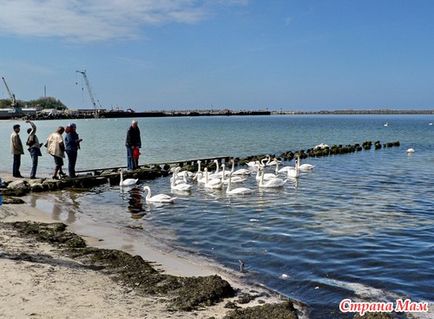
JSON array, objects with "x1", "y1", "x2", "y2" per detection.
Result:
[
  {"x1": 246, "y1": 160, "x2": 260, "y2": 169},
  {"x1": 143, "y1": 186, "x2": 176, "y2": 203},
  {"x1": 177, "y1": 170, "x2": 194, "y2": 179},
  {"x1": 384, "y1": 122, "x2": 389, "y2": 127},
  {"x1": 265, "y1": 155, "x2": 280, "y2": 167},
  {"x1": 226, "y1": 172, "x2": 252, "y2": 195},
  {"x1": 297, "y1": 156, "x2": 314, "y2": 171},
  {"x1": 314, "y1": 143, "x2": 329, "y2": 150},
  {"x1": 171, "y1": 168, "x2": 193, "y2": 192},
  {"x1": 255, "y1": 168, "x2": 277, "y2": 182},
  {"x1": 258, "y1": 169, "x2": 286, "y2": 188},
  {"x1": 406, "y1": 148, "x2": 415, "y2": 153},
  {"x1": 230, "y1": 159, "x2": 251, "y2": 176},
  {"x1": 196, "y1": 167, "x2": 208, "y2": 185},
  {"x1": 221, "y1": 164, "x2": 246, "y2": 184},
  {"x1": 208, "y1": 159, "x2": 223, "y2": 179},
  {"x1": 286, "y1": 166, "x2": 300, "y2": 179},
  {"x1": 193, "y1": 160, "x2": 202, "y2": 178},
  {"x1": 275, "y1": 160, "x2": 300, "y2": 178},
  {"x1": 170, "y1": 167, "x2": 190, "y2": 186},
  {"x1": 204, "y1": 168, "x2": 223, "y2": 189},
  {"x1": 119, "y1": 169, "x2": 138, "y2": 186}
]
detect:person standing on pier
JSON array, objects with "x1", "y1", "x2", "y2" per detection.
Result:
[
  {"x1": 65, "y1": 123, "x2": 82, "y2": 178},
  {"x1": 46, "y1": 126, "x2": 66, "y2": 179},
  {"x1": 125, "y1": 120, "x2": 141, "y2": 170},
  {"x1": 10, "y1": 124, "x2": 24, "y2": 178},
  {"x1": 25, "y1": 120, "x2": 43, "y2": 179}
]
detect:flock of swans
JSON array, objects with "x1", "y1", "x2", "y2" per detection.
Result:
[{"x1": 119, "y1": 155, "x2": 315, "y2": 204}]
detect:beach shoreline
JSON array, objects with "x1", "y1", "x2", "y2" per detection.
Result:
[{"x1": 0, "y1": 197, "x2": 306, "y2": 319}]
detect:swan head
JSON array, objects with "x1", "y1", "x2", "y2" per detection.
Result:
[{"x1": 143, "y1": 186, "x2": 150, "y2": 192}]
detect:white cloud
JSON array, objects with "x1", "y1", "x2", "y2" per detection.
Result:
[{"x1": 0, "y1": 0, "x2": 247, "y2": 41}]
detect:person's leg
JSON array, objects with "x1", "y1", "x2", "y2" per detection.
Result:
[
  {"x1": 13, "y1": 154, "x2": 22, "y2": 177},
  {"x1": 59, "y1": 158, "x2": 66, "y2": 177},
  {"x1": 30, "y1": 154, "x2": 38, "y2": 178},
  {"x1": 53, "y1": 156, "x2": 59, "y2": 179},
  {"x1": 66, "y1": 151, "x2": 72, "y2": 177},
  {"x1": 71, "y1": 151, "x2": 77, "y2": 177},
  {"x1": 127, "y1": 147, "x2": 133, "y2": 170},
  {"x1": 12, "y1": 155, "x2": 18, "y2": 176},
  {"x1": 17, "y1": 154, "x2": 21, "y2": 176},
  {"x1": 67, "y1": 151, "x2": 77, "y2": 177}
]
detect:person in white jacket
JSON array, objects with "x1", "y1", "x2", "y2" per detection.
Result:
[{"x1": 46, "y1": 126, "x2": 66, "y2": 179}]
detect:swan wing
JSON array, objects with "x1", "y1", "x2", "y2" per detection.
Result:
[
  {"x1": 228, "y1": 187, "x2": 252, "y2": 195},
  {"x1": 233, "y1": 169, "x2": 251, "y2": 175},
  {"x1": 150, "y1": 194, "x2": 177, "y2": 203},
  {"x1": 299, "y1": 164, "x2": 314, "y2": 171},
  {"x1": 172, "y1": 183, "x2": 193, "y2": 191},
  {"x1": 121, "y1": 178, "x2": 138, "y2": 186}
]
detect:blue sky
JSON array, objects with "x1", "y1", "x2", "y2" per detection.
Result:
[{"x1": 1, "y1": 0, "x2": 434, "y2": 111}]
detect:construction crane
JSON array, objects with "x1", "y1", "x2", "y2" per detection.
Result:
[
  {"x1": 1, "y1": 76, "x2": 17, "y2": 107},
  {"x1": 76, "y1": 70, "x2": 101, "y2": 110}
]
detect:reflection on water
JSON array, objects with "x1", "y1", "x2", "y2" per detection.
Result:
[
  {"x1": 20, "y1": 116, "x2": 434, "y2": 319},
  {"x1": 120, "y1": 186, "x2": 148, "y2": 218},
  {"x1": 29, "y1": 191, "x2": 80, "y2": 224}
]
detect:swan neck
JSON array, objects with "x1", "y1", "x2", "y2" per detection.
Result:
[{"x1": 144, "y1": 187, "x2": 151, "y2": 200}]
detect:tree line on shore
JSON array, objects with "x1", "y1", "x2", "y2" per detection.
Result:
[{"x1": 0, "y1": 97, "x2": 67, "y2": 110}]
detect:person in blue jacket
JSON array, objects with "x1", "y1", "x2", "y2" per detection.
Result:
[{"x1": 64, "y1": 123, "x2": 82, "y2": 178}]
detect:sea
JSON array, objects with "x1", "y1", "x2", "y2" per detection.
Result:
[{"x1": 1, "y1": 115, "x2": 433, "y2": 318}]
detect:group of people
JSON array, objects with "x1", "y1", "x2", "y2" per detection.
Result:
[
  {"x1": 10, "y1": 121, "x2": 82, "y2": 179},
  {"x1": 10, "y1": 119, "x2": 142, "y2": 180}
]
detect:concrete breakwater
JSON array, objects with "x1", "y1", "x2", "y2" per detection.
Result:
[{"x1": 1, "y1": 140, "x2": 400, "y2": 198}]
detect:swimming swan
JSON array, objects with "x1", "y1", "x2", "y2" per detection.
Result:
[
  {"x1": 221, "y1": 164, "x2": 246, "y2": 184},
  {"x1": 258, "y1": 169, "x2": 286, "y2": 188},
  {"x1": 406, "y1": 148, "x2": 415, "y2": 153},
  {"x1": 204, "y1": 168, "x2": 223, "y2": 189},
  {"x1": 230, "y1": 159, "x2": 251, "y2": 176},
  {"x1": 297, "y1": 156, "x2": 314, "y2": 171},
  {"x1": 143, "y1": 186, "x2": 177, "y2": 203},
  {"x1": 119, "y1": 169, "x2": 138, "y2": 186},
  {"x1": 255, "y1": 168, "x2": 277, "y2": 182},
  {"x1": 226, "y1": 172, "x2": 252, "y2": 195},
  {"x1": 171, "y1": 168, "x2": 193, "y2": 192}
]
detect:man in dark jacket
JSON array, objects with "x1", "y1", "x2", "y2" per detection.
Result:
[
  {"x1": 125, "y1": 120, "x2": 141, "y2": 170},
  {"x1": 64, "y1": 123, "x2": 82, "y2": 178},
  {"x1": 10, "y1": 124, "x2": 24, "y2": 178}
]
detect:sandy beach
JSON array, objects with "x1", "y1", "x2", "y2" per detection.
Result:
[{"x1": 0, "y1": 189, "x2": 303, "y2": 319}]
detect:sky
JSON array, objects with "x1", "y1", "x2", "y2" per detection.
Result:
[{"x1": 1, "y1": 0, "x2": 434, "y2": 111}]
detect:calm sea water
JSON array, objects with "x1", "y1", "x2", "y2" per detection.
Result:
[{"x1": 1, "y1": 115, "x2": 433, "y2": 318}]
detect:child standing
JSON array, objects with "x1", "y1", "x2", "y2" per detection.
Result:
[{"x1": 132, "y1": 146, "x2": 140, "y2": 169}]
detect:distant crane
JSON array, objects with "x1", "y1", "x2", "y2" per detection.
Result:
[
  {"x1": 1, "y1": 76, "x2": 21, "y2": 114},
  {"x1": 76, "y1": 70, "x2": 102, "y2": 114},
  {"x1": 1, "y1": 76, "x2": 17, "y2": 106}
]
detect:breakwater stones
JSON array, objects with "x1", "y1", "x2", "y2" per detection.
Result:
[
  {"x1": 0, "y1": 140, "x2": 400, "y2": 197},
  {"x1": 237, "y1": 140, "x2": 400, "y2": 166},
  {"x1": 1, "y1": 166, "x2": 164, "y2": 197}
]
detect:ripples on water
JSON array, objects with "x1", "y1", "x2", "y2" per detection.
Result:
[{"x1": 6, "y1": 115, "x2": 434, "y2": 318}]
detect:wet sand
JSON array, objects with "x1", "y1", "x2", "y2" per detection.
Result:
[{"x1": 0, "y1": 195, "x2": 304, "y2": 319}]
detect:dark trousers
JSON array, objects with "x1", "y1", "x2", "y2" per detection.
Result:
[
  {"x1": 12, "y1": 154, "x2": 21, "y2": 177},
  {"x1": 66, "y1": 150, "x2": 78, "y2": 177},
  {"x1": 127, "y1": 147, "x2": 134, "y2": 170},
  {"x1": 30, "y1": 154, "x2": 38, "y2": 178}
]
